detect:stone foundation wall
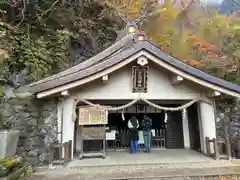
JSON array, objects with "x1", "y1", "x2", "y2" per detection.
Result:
[{"x1": 0, "y1": 97, "x2": 58, "y2": 165}]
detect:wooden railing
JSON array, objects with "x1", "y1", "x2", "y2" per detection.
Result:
[
  {"x1": 205, "y1": 137, "x2": 231, "y2": 160},
  {"x1": 106, "y1": 129, "x2": 166, "y2": 150},
  {"x1": 49, "y1": 140, "x2": 72, "y2": 165}
]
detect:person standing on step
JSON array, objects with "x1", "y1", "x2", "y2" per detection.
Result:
[
  {"x1": 128, "y1": 116, "x2": 139, "y2": 154},
  {"x1": 141, "y1": 114, "x2": 152, "y2": 153}
]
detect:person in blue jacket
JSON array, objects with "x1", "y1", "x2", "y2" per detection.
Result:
[{"x1": 141, "y1": 114, "x2": 152, "y2": 153}]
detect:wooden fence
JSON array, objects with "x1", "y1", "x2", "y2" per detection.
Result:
[
  {"x1": 49, "y1": 140, "x2": 72, "y2": 166},
  {"x1": 106, "y1": 129, "x2": 166, "y2": 150}
]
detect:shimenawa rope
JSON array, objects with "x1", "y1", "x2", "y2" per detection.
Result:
[{"x1": 72, "y1": 96, "x2": 212, "y2": 121}]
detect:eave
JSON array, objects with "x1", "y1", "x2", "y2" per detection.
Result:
[{"x1": 24, "y1": 40, "x2": 240, "y2": 99}]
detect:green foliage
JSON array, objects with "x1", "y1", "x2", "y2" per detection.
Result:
[
  {"x1": 0, "y1": 0, "x2": 120, "y2": 85},
  {"x1": 1, "y1": 27, "x2": 71, "y2": 82},
  {"x1": 6, "y1": 31, "x2": 50, "y2": 81}
]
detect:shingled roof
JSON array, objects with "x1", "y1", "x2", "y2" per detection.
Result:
[{"x1": 26, "y1": 32, "x2": 240, "y2": 98}]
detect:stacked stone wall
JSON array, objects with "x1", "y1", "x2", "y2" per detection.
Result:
[
  {"x1": 216, "y1": 98, "x2": 240, "y2": 158},
  {"x1": 0, "y1": 97, "x2": 58, "y2": 165}
]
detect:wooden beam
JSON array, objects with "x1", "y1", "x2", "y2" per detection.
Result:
[
  {"x1": 171, "y1": 75, "x2": 184, "y2": 85},
  {"x1": 207, "y1": 91, "x2": 221, "y2": 97},
  {"x1": 61, "y1": 90, "x2": 69, "y2": 96},
  {"x1": 102, "y1": 75, "x2": 108, "y2": 84}
]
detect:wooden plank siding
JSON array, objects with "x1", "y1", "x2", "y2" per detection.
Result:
[{"x1": 166, "y1": 111, "x2": 184, "y2": 149}]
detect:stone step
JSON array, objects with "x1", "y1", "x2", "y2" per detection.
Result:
[
  {"x1": 36, "y1": 160, "x2": 234, "y2": 172},
  {"x1": 67, "y1": 160, "x2": 234, "y2": 169},
  {"x1": 31, "y1": 161, "x2": 240, "y2": 180},
  {"x1": 31, "y1": 166, "x2": 240, "y2": 180}
]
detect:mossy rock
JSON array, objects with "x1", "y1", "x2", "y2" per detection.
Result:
[{"x1": 7, "y1": 164, "x2": 33, "y2": 180}]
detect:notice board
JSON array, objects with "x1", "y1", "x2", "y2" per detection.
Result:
[
  {"x1": 82, "y1": 126, "x2": 105, "y2": 140},
  {"x1": 78, "y1": 106, "x2": 108, "y2": 125}
]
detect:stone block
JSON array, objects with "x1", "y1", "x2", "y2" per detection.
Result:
[
  {"x1": 41, "y1": 111, "x2": 50, "y2": 118},
  {"x1": 32, "y1": 136, "x2": 44, "y2": 147},
  {"x1": 23, "y1": 138, "x2": 34, "y2": 150},
  {"x1": 26, "y1": 118, "x2": 38, "y2": 126},
  {"x1": 28, "y1": 149, "x2": 39, "y2": 157},
  {"x1": 25, "y1": 157, "x2": 38, "y2": 166},
  {"x1": 30, "y1": 112, "x2": 39, "y2": 118},
  {"x1": 39, "y1": 153, "x2": 49, "y2": 163}
]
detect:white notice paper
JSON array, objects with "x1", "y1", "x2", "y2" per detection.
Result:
[
  {"x1": 151, "y1": 129, "x2": 156, "y2": 137},
  {"x1": 106, "y1": 131, "x2": 116, "y2": 140}
]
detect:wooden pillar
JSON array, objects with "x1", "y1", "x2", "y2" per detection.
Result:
[
  {"x1": 69, "y1": 140, "x2": 73, "y2": 161},
  {"x1": 64, "y1": 142, "x2": 69, "y2": 164},
  {"x1": 205, "y1": 137, "x2": 210, "y2": 156},
  {"x1": 226, "y1": 137, "x2": 232, "y2": 160},
  {"x1": 182, "y1": 109, "x2": 190, "y2": 149},
  {"x1": 62, "y1": 97, "x2": 75, "y2": 159},
  {"x1": 199, "y1": 101, "x2": 216, "y2": 154},
  {"x1": 213, "y1": 138, "x2": 220, "y2": 160}
]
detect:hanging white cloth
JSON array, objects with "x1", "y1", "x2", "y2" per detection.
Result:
[
  {"x1": 164, "y1": 111, "x2": 168, "y2": 123},
  {"x1": 121, "y1": 110, "x2": 125, "y2": 121}
]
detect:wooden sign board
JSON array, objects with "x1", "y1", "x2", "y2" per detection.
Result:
[
  {"x1": 82, "y1": 127, "x2": 105, "y2": 140},
  {"x1": 78, "y1": 106, "x2": 108, "y2": 125}
]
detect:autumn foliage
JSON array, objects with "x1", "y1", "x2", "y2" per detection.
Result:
[{"x1": 105, "y1": 0, "x2": 240, "y2": 83}]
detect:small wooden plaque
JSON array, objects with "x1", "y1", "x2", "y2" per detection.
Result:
[{"x1": 132, "y1": 66, "x2": 149, "y2": 93}]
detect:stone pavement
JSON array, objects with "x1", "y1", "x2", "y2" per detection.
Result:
[
  {"x1": 30, "y1": 150, "x2": 240, "y2": 180},
  {"x1": 68, "y1": 150, "x2": 213, "y2": 167}
]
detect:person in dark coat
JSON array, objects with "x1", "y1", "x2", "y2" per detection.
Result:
[
  {"x1": 141, "y1": 114, "x2": 152, "y2": 153},
  {"x1": 128, "y1": 116, "x2": 139, "y2": 153}
]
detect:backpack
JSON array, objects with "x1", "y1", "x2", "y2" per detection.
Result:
[{"x1": 142, "y1": 118, "x2": 152, "y2": 131}]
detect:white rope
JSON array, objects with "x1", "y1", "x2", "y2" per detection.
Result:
[
  {"x1": 72, "y1": 96, "x2": 212, "y2": 122},
  {"x1": 141, "y1": 98, "x2": 200, "y2": 111},
  {"x1": 80, "y1": 99, "x2": 139, "y2": 111},
  {"x1": 75, "y1": 96, "x2": 211, "y2": 112}
]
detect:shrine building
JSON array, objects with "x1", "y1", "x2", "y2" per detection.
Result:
[{"x1": 25, "y1": 24, "x2": 240, "y2": 161}]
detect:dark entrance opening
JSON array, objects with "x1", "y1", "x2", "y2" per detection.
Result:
[
  {"x1": 187, "y1": 103, "x2": 201, "y2": 152},
  {"x1": 74, "y1": 101, "x2": 194, "y2": 154},
  {"x1": 106, "y1": 112, "x2": 166, "y2": 150}
]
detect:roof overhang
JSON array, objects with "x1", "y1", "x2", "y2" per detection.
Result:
[{"x1": 36, "y1": 50, "x2": 240, "y2": 99}]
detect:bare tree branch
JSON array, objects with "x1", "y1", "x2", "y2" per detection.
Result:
[
  {"x1": 39, "y1": 0, "x2": 60, "y2": 20},
  {"x1": 14, "y1": 0, "x2": 26, "y2": 27},
  {"x1": 105, "y1": 0, "x2": 129, "y2": 24}
]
